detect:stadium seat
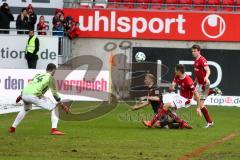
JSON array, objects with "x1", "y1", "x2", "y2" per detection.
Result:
[
  {"x1": 236, "y1": 7, "x2": 240, "y2": 12},
  {"x1": 221, "y1": 0, "x2": 234, "y2": 12},
  {"x1": 151, "y1": 0, "x2": 164, "y2": 10},
  {"x1": 136, "y1": 0, "x2": 150, "y2": 9},
  {"x1": 165, "y1": 0, "x2": 178, "y2": 4},
  {"x1": 221, "y1": 7, "x2": 234, "y2": 12},
  {"x1": 166, "y1": 5, "x2": 178, "y2": 10},
  {"x1": 165, "y1": 0, "x2": 178, "y2": 10},
  {"x1": 207, "y1": 0, "x2": 220, "y2": 11},
  {"x1": 207, "y1": 6, "x2": 219, "y2": 11},
  {"x1": 179, "y1": 6, "x2": 191, "y2": 10},
  {"x1": 178, "y1": 0, "x2": 191, "y2": 11},
  {"x1": 151, "y1": 5, "x2": 164, "y2": 9},
  {"x1": 136, "y1": 0, "x2": 150, "y2": 3},
  {"x1": 192, "y1": 0, "x2": 206, "y2": 4},
  {"x1": 192, "y1": 6, "x2": 205, "y2": 10},
  {"x1": 151, "y1": 0, "x2": 164, "y2": 3},
  {"x1": 236, "y1": 0, "x2": 240, "y2": 5},
  {"x1": 123, "y1": 0, "x2": 135, "y2": 2},
  {"x1": 221, "y1": 0, "x2": 234, "y2": 5},
  {"x1": 192, "y1": 0, "x2": 206, "y2": 11},
  {"x1": 179, "y1": 0, "x2": 192, "y2": 4},
  {"x1": 123, "y1": 4, "x2": 134, "y2": 8},
  {"x1": 136, "y1": 4, "x2": 149, "y2": 9},
  {"x1": 207, "y1": 0, "x2": 220, "y2": 5},
  {"x1": 122, "y1": 0, "x2": 135, "y2": 9}
]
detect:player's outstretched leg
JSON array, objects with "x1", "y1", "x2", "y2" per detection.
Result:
[
  {"x1": 143, "y1": 103, "x2": 172, "y2": 128},
  {"x1": 169, "y1": 112, "x2": 192, "y2": 129},
  {"x1": 8, "y1": 109, "x2": 30, "y2": 133},
  {"x1": 208, "y1": 87, "x2": 222, "y2": 96}
]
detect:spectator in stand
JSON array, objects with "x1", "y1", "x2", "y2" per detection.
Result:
[
  {"x1": 37, "y1": 15, "x2": 48, "y2": 35},
  {"x1": 27, "y1": 4, "x2": 37, "y2": 31},
  {"x1": 16, "y1": 8, "x2": 29, "y2": 34},
  {"x1": 67, "y1": 20, "x2": 80, "y2": 39},
  {"x1": 64, "y1": 16, "x2": 72, "y2": 32},
  {"x1": 0, "y1": 3, "x2": 14, "y2": 34},
  {"x1": 52, "y1": 9, "x2": 63, "y2": 27},
  {"x1": 53, "y1": 14, "x2": 64, "y2": 36}
]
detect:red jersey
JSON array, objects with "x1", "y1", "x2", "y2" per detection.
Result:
[
  {"x1": 194, "y1": 56, "x2": 208, "y2": 85},
  {"x1": 173, "y1": 74, "x2": 195, "y2": 99}
]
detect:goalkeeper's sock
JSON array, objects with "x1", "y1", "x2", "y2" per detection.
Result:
[
  {"x1": 51, "y1": 107, "x2": 59, "y2": 129},
  {"x1": 150, "y1": 108, "x2": 167, "y2": 126},
  {"x1": 201, "y1": 107, "x2": 212, "y2": 123},
  {"x1": 12, "y1": 109, "x2": 29, "y2": 128}
]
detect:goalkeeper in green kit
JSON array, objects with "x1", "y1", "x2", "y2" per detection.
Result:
[{"x1": 8, "y1": 63, "x2": 69, "y2": 135}]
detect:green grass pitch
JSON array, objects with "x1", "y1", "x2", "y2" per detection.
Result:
[{"x1": 0, "y1": 102, "x2": 239, "y2": 160}]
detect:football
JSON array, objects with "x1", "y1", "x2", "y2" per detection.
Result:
[{"x1": 135, "y1": 52, "x2": 146, "y2": 62}]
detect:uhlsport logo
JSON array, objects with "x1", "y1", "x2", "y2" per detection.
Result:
[{"x1": 201, "y1": 14, "x2": 226, "y2": 39}]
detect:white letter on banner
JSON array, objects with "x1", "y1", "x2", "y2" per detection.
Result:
[
  {"x1": 132, "y1": 17, "x2": 147, "y2": 37},
  {"x1": 110, "y1": 11, "x2": 116, "y2": 32},
  {"x1": 117, "y1": 17, "x2": 131, "y2": 32},
  {"x1": 176, "y1": 14, "x2": 186, "y2": 34},
  {"x1": 94, "y1": 11, "x2": 109, "y2": 31},
  {"x1": 149, "y1": 18, "x2": 164, "y2": 33},
  {"x1": 79, "y1": 16, "x2": 93, "y2": 31},
  {"x1": 165, "y1": 18, "x2": 175, "y2": 33}
]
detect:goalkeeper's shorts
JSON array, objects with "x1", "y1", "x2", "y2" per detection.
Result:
[{"x1": 21, "y1": 95, "x2": 56, "y2": 111}]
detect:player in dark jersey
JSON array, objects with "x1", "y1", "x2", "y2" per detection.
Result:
[{"x1": 131, "y1": 74, "x2": 180, "y2": 128}]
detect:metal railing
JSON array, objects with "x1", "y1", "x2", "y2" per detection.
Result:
[
  {"x1": 0, "y1": 28, "x2": 65, "y2": 36},
  {"x1": 63, "y1": 1, "x2": 240, "y2": 12}
]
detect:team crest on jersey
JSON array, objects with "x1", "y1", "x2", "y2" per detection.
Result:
[{"x1": 176, "y1": 99, "x2": 182, "y2": 104}]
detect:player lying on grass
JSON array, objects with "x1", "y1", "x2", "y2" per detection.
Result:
[
  {"x1": 131, "y1": 74, "x2": 186, "y2": 129},
  {"x1": 191, "y1": 44, "x2": 222, "y2": 128},
  {"x1": 9, "y1": 63, "x2": 69, "y2": 135},
  {"x1": 143, "y1": 64, "x2": 202, "y2": 129}
]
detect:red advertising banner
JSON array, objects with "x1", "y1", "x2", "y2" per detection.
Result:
[{"x1": 63, "y1": 8, "x2": 240, "y2": 41}]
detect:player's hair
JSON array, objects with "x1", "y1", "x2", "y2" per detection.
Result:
[
  {"x1": 175, "y1": 64, "x2": 185, "y2": 74},
  {"x1": 145, "y1": 73, "x2": 155, "y2": 82},
  {"x1": 46, "y1": 63, "x2": 56, "y2": 72},
  {"x1": 191, "y1": 44, "x2": 201, "y2": 51}
]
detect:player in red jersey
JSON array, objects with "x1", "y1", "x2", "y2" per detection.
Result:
[
  {"x1": 143, "y1": 64, "x2": 201, "y2": 129},
  {"x1": 191, "y1": 44, "x2": 222, "y2": 128}
]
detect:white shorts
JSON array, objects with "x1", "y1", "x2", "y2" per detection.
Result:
[
  {"x1": 162, "y1": 93, "x2": 190, "y2": 109},
  {"x1": 197, "y1": 83, "x2": 210, "y2": 100},
  {"x1": 21, "y1": 95, "x2": 56, "y2": 111}
]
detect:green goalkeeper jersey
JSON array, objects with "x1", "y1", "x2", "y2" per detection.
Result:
[{"x1": 22, "y1": 72, "x2": 61, "y2": 102}]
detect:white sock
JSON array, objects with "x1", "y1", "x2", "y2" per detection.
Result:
[
  {"x1": 51, "y1": 107, "x2": 59, "y2": 129},
  {"x1": 12, "y1": 109, "x2": 29, "y2": 128}
]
